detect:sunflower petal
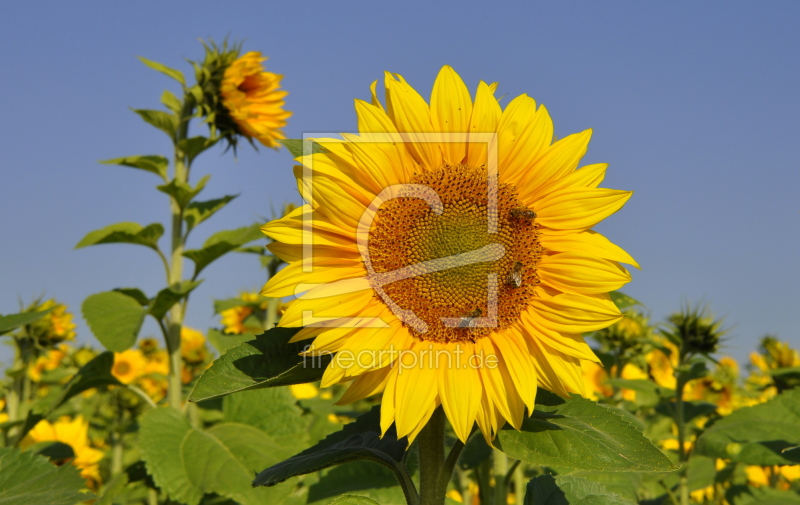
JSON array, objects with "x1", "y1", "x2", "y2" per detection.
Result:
[
  {"x1": 538, "y1": 253, "x2": 631, "y2": 294},
  {"x1": 437, "y1": 343, "x2": 482, "y2": 443},
  {"x1": 534, "y1": 187, "x2": 633, "y2": 230},
  {"x1": 384, "y1": 72, "x2": 441, "y2": 170},
  {"x1": 539, "y1": 230, "x2": 639, "y2": 269},
  {"x1": 431, "y1": 65, "x2": 472, "y2": 166},
  {"x1": 530, "y1": 292, "x2": 623, "y2": 333},
  {"x1": 467, "y1": 81, "x2": 502, "y2": 168}
]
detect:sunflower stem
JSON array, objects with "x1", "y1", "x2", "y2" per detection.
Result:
[
  {"x1": 674, "y1": 369, "x2": 689, "y2": 505},
  {"x1": 419, "y1": 407, "x2": 447, "y2": 505}
]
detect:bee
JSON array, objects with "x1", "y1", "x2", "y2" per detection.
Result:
[
  {"x1": 510, "y1": 208, "x2": 537, "y2": 220},
  {"x1": 458, "y1": 308, "x2": 483, "y2": 328},
  {"x1": 506, "y1": 261, "x2": 523, "y2": 288}
]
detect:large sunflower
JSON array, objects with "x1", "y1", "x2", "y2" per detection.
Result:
[{"x1": 261, "y1": 66, "x2": 637, "y2": 444}]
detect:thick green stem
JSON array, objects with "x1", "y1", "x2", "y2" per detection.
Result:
[
  {"x1": 513, "y1": 462, "x2": 525, "y2": 505},
  {"x1": 419, "y1": 407, "x2": 447, "y2": 505},
  {"x1": 492, "y1": 449, "x2": 508, "y2": 505},
  {"x1": 165, "y1": 97, "x2": 193, "y2": 411}
]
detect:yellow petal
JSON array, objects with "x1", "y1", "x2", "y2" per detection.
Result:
[
  {"x1": 530, "y1": 292, "x2": 622, "y2": 333},
  {"x1": 279, "y1": 289, "x2": 374, "y2": 327},
  {"x1": 320, "y1": 362, "x2": 347, "y2": 388},
  {"x1": 538, "y1": 253, "x2": 631, "y2": 294},
  {"x1": 539, "y1": 230, "x2": 639, "y2": 269},
  {"x1": 369, "y1": 80, "x2": 384, "y2": 111},
  {"x1": 498, "y1": 98, "x2": 553, "y2": 185},
  {"x1": 384, "y1": 72, "x2": 441, "y2": 170},
  {"x1": 518, "y1": 313, "x2": 599, "y2": 362},
  {"x1": 293, "y1": 166, "x2": 365, "y2": 231},
  {"x1": 353, "y1": 101, "x2": 414, "y2": 183},
  {"x1": 437, "y1": 343, "x2": 482, "y2": 443},
  {"x1": 380, "y1": 367, "x2": 399, "y2": 435},
  {"x1": 489, "y1": 328, "x2": 537, "y2": 412},
  {"x1": 261, "y1": 259, "x2": 366, "y2": 298},
  {"x1": 431, "y1": 65, "x2": 472, "y2": 165},
  {"x1": 476, "y1": 338, "x2": 525, "y2": 430},
  {"x1": 524, "y1": 337, "x2": 571, "y2": 397},
  {"x1": 466, "y1": 81, "x2": 502, "y2": 169},
  {"x1": 393, "y1": 346, "x2": 438, "y2": 439},
  {"x1": 524, "y1": 162, "x2": 607, "y2": 204},
  {"x1": 266, "y1": 241, "x2": 361, "y2": 264},
  {"x1": 337, "y1": 365, "x2": 393, "y2": 405},
  {"x1": 534, "y1": 188, "x2": 633, "y2": 230},
  {"x1": 520, "y1": 129, "x2": 592, "y2": 192}
]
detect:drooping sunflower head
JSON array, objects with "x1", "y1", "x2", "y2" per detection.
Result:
[
  {"x1": 193, "y1": 40, "x2": 290, "y2": 151},
  {"x1": 261, "y1": 66, "x2": 636, "y2": 443}
]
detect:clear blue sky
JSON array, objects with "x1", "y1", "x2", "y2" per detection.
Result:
[{"x1": 1, "y1": 2, "x2": 798, "y2": 365}]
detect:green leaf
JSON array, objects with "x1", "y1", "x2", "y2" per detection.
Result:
[
  {"x1": 100, "y1": 155, "x2": 169, "y2": 180},
  {"x1": 0, "y1": 446, "x2": 91, "y2": 505},
  {"x1": 694, "y1": 387, "x2": 800, "y2": 465},
  {"x1": 524, "y1": 474, "x2": 637, "y2": 505},
  {"x1": 609, "y1": 291, "x2": 641, "y2": 311},
  {"x1": 222, "y1": 387, "x2": 309, "y2": 440},
  {"x1": 252, "y1": 406, "x2": 408, "y2": 488},
  {"x1": 112, "y1": 287, "x2": 150, "y2": 306},
  {"x1": 75, "y1": 222, "x2": 164, "y2": 251},
  {"x1": 326, "y1": 496, "x2": 381, "y2": 505},
  {"x1": 495, "y1": 391, "x2": 676, "y2": 472},
  {"x1": 308, "y1": 461, "x2": 403, "y2": 504},
  {"x1": 279, "y1": 139, "x2": 326, "y2": 158},
  {"x1": 189, "y1": 327, "x2": 330, "y2": 402},
  {"x1": 96, "y1": 472, "x2": 129, "y2": 505},
  {"x1": 161, "y1": 89, "x2": 182, "y2": 113},
  {"x1": 82, "y1": 291, "x2": 146, "y2": 352},
  {"x1": 184, "y1": 194, "x2": 239, "y2": 232},
  {"x1": 458, "y1": 432, "x2": 492, "y2": 470},
  {"x1": 138, "y1": 56, "x2": 186, "y2": 85},
  {"x1": 132, "y1": 108, "x2": 178, "y2": 138},
  {"x1": 655, "y1": 400, "x2": 717, "y2": 424},
  {"x1": 139, "y1": 408, "x2": 301, "y2": 505},
  {"x1": 48, "y1": 352, "x2": 121, "y2": 411},
  {"x1": 26, "y1": 441, "x2": 75, "y2": 462},
  {"x1": 207, "y1": 328, "x2": 257, "y2": 354},
  {"x1": 0, "y1": 308, "x2": 53, "y2": 335},
  {"x1": 180, "y1": 136, "x2": 218, "y2": 165},
  {"x1": 157, "y1": 174, "x2": 210, "y2": 209},
  {"x1": 727, "y1": 487, "x2": 800, "y2": 505},
  {"x1": 183, "y1": 224, "x2": 264, "y2": 277},
  {"x1": 148, "y1": 280, "x2": 202, "y2": 320},
  {"x1": 569, "y1": 471, "x2": 642, "y2": 501}
]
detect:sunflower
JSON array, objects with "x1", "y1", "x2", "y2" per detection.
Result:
[
  {"x1": 22, "y1": 415, "x2": 104, "y2": 484},
  {"x1": 111, "y1": 349, "x2": 146, "y2": 385},
  {"x1": 220, "y1": 51, "x2": 290, "y2": 149},
  {"x1": 261, "y1": 66, "x2": 636, "y2": 443}
]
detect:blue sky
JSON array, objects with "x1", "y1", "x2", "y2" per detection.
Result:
[{"x1": 1, "y1": 2, "x2": 798, "y2": 365}]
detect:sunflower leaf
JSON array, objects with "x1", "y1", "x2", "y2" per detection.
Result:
[
  {"x1": 100, "y1": 155, "x2": 169, "y2": 180},
  {"x1": 495, "y1": 391, "x2": 676, "y2": 472},
  {"x1": 326, "y1": 497, "x2": 381, "y2": 505},
  {"x1": 138, "y1": 56, "x2": 186, "y2": 85},
  {"x1": 0, "y1": 446, "x2": 92, "y2": 505},
  {"x1": 179, "y1": 136, "x2": 218, "y2": 165},
  {"x1": 156, "y1": 175, "x2": 210, "y2": 209},
  {"x1": 279, "y1": 139, "x2": 326, "y2": 158},
  {"x1": 0, "y1": 308, "x2": 53, "y2": 335},
  {"x1": 524, "y1": 474, "x2": 637, "y2": 505},
  {"x1": 694, "y1": 387, "x2": 800, "y2": 465},
  {"x1": 184, "y1": 194, "x2": 239, "y2": 233},
  {"x1": 75, "y1": 222, "x2": 164, "y2": 251},
  {"x1": 139, "y1": 407, "x2": 303, "y2": 505},
  {"x1": 48, "y1": 351, "x2": 121, "y2": 413},
  {"x1": 147, "y1": 280, "x2": 203, "y2": 320},
  {"x1": 252, "y1": 406, "x2": 408, "y2": 488},
  {"x1": 82, "y1": 291, "x2": 146, "y2": 352},
  {"x1": 189, "y1": 326, "x2": 330, "y2": 402},
  {"x1": 132, "y1": 108, "x2": 179, "y2": 138},
  {"x1": 182, "y1": 223, "x2": 264, "y2": 277}
]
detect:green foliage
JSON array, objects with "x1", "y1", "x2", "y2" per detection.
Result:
[
  {"x1": 183, "y1": 223, "x2": 264, "y2": 277},
  {"x1": 148, "y1": 280, "x2": 203, "y2": 320},
  {"x1": 140, "y1": 407, "x2": 304, "y2": 505},
  {"x1": 207, "y1": 327, "x2": 257, "y2": 353},
  {"x1": 161, "y1": 89, "x2": 182, "y2": 113},
  {"x1": 133, "y1": 108, "x2": 179, "y2": 139},
  {"x1": 252, "y1": 406, "x2": 407, "y2": 488},
  {"x1": 75, "y1": 222, "x2": 164, "y2": 251},
  {"x1": 495, "y1": 391, "x2": 676, "y2": 472},
  {"x1": 100, "y1": 155, "x2": 169, "y2": 180},
  {"x1": 0, "y1": 308, "x2": 53, "y2": 335},
  {"x1": 138, "y1": 56, "x2": 186, "y2": 85},
  {"x1": 727, "y1": 486, "x2": 800, "y2": 505},
  {"x1": 49, "y1": 351, "x2": 121, "y2": 409},
  {"x1": 524, "y1": 474, "x2": 637, "y2": 505},
  {"x1": 609, "y1": 291, "x2": 641, "y2": 311},
  {"x1": 157, "y1": 174, "x2": 210, "y2": 209},
  {"x1": 695, "y1": 387, "x2": 800, "y2": 465},
  {"x1": 26, "y1": 441, "x2": 75, "y2": 461},
  {"x1": 189, "y1": 327, "x2": 329, "y2": 402},
  {"x1": 309, "y1": 462, "x2": 406, "y2": 504},
  {"x1": 82, "y1": 291, "x2": 146, "y2": 351},
  {"x1": 325, "y1": 496, "x2": 381, "y2": 505},
  {"x1": 0, "y1": 446, "x2": 91, "y2": 505},
  {"x1": 184, "y1": 194, "x2": 239, "y2": 233},
  {"x1": 280, "y1": 139, "x2": 326, "y2": 158},
  {"x1": 179, "y1": 136, "x2": 219, "y2": 164}
]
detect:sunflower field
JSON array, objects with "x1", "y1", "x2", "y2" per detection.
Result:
[{"x1": 1, "y1": 40, "x2": 799, "y2": 505}]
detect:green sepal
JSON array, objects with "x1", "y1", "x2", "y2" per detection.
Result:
[
  {"x1": 100, "y1": 155, "x2": 169, "y2": 181},
  {"x1": 138, "y1": 56, "x2": 186, "y2": 86},
  {"x1": 75, "y1": 222, "x2": 164, "y2": 251}
]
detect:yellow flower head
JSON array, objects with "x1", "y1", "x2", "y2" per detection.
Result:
[
  {"x1": 260, "y1": 66, "x2": 636, "y2": 443},
  {"x1": 181, "y1": 326, "x2": 208, "y2": 364},
  {"x1": 289, "y1": 383, "x2": 319, "y2": 400},
  {"x1": 112, "y1": 349, "x2": 146, "y2": 384},
  {"x1": 143, "y1": 349, "x2": 170, "y2": 376},
  {"x1": 22, "y1": 415, "x2": 104, "y2": 483},
  {"x1": 220, "y1": 51, "x2": 290, "y2": 149},
  {"x1": 581, "y1": 360, "x2": 613, "y2": 401},
  {"x1": 220, "y1": 292, "x2": 268, "y2": 334},
  {"x1": 25, "y1": 299, "x2": 76, "y2": 343},
  {"x1": 27, "y1": 347, "x2": 67, "y2": 382}
]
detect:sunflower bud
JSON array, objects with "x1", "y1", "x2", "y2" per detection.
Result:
[
  {"x1": 661, "y1": 304, "x2": 725, "y2": 359},
  {"x1": 192, "y1": 39, "x2": 290, "y2": 151}
]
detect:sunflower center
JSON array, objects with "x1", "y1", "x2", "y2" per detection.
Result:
[
  {"x1": 368, "y1": 165, "x2": 542, "y2": 342},
  {"x1": 114, "y1": 362, "x2": 130, "y2": 375}
]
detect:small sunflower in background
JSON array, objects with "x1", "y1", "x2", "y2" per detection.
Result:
[
  {"x1": 22, "y1": 416, "x2": 105, "y2": 485},
  {"x1": 261, "y1": 66, "x2": 636, "y2": 443},
  {"x1": 194, "y1": 40, "x2": 290, "y2": 151}
]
